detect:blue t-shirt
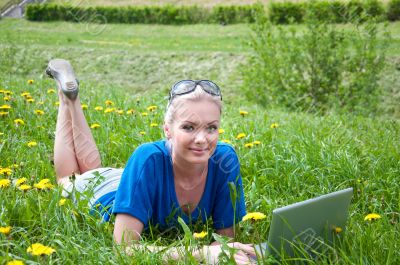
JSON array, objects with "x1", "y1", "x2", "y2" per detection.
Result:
[{"x1": 100, "y1": 140, "x2": 246, "y2": 230}]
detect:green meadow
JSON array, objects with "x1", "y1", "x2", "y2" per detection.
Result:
[{"x1": 0, "y1": 17, "x2": 399, "y2": 264}]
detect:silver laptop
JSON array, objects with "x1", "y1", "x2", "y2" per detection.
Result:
[{"x1": 254, "y1": 188, "x2": 353, "y2": 260}]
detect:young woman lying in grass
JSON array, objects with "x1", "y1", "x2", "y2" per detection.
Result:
[{"x1": 46, "y1": 58, "x2": 256, "y2": 264}]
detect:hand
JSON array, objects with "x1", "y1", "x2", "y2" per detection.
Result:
[{"x1": 202, "y1": 242, "x2": 256, "y2": 265}]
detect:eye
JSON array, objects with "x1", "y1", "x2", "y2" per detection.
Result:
[
  {"x1": 182, "y1": 125, "x2": 194, "y2": 132},
  {"x1": 207, "y1": 125, "x2": 218, "y2": 133}
]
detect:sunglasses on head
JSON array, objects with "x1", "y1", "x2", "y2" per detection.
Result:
[{"x1": 168, "y1": 80, "x2": 222, "y2": 103}]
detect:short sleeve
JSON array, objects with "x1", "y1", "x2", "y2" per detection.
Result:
[
  {"x1": 212, "y1": 147, "x2": 246, "y2": 229},
  {"x1": 112, "y1": 146, "x2": 157, "y2": 226}
]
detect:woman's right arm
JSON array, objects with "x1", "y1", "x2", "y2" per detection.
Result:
[
  {"x1": 114, "y1": 214, "x2": 255, "y2": 264},
  {"x1": 114, "y1": 213, "x2": 144, "y2": 243}
]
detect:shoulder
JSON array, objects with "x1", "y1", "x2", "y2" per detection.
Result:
[
  {"x1": 134, "y1": 140, "x2": 167, "y2": 157},
  {"x1": 210, "y1": 142, "x2": 240, "y2": 173},
  {"x1": 126, "y1": 140, "x2": 168, "y2": 168},
  {"x1": 212, "y1": 142, "x2": 239, "y2": 161}
]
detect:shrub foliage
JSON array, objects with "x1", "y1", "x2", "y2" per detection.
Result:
[
  {"x1": 25, "y1": 1, "x2": 399, "y2": 25},
  {"x1": 241, "y1": 7, "x2": 390, "y2": 114},
  {"x1": 25, "y1": 4, "x2": 257, "y2": 24}
]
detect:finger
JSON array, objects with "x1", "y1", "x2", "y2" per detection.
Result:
[
  {"x1": 234, "y1": 253, "x2": 251, "y2": 264},
  {"x1": 234, "y1": 253, "x2": 256, "y2": 265},
  {"x1": 233, "y1": 243, "x2": 257, "y2": 255}
]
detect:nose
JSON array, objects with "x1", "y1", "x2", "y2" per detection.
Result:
[{"x1": 194, "y1": 130, "x2": 207, "y2": 144}]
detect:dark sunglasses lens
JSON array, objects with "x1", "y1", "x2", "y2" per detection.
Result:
[
  {"x1": 199, "y1": 81, "x2": 220, "y2": 96},
  {"x1": 172, "y1": 80, "x2": 196, "y2": 95}
]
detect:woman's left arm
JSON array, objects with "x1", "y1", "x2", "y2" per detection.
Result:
[{"x1": 210, "y1": 227, "x2": 234, "y2": 246}]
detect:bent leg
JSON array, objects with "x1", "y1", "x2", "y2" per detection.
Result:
[
  {"x1": 50, "y1": 59, "x2": 101, "y2": 183},
  {"x1": 67, "y1": 95, "x2": 102, "y2": 173},
  {"x1": 54, "y1": 90, "x2": 80, "y2": 184}
]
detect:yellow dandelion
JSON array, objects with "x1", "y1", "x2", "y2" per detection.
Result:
[
  {"x1": 236, "y1": 133, "x2": 246, "y2": 139},
  {"x1": 27, "y1": 243, "x2": 56, "y2": 256},
  {"x1": 150, "y1": 123, "x2": 158, "y2": 127},
  {"x1": 147, "y1": 105, "x2": 157, "y2": 112},
  {"x1": 253, "y1": 141, "x2": 261, "y2": 145},
  {"x1": 90, "y1": 123, "x2": 100, "y2": 129},
  {"x1": 218, "y1": 128, "x2": 225, "y2": 134},
  {"x1": 21, "y1": 92, "x2": 30, "y2": 97},
  {"x1": 15, "y1": 177, "x2": 27, "y2": 186},
  {"x1": 3, "y1": 96, "x2": 10, "y2": 101},
  {"x1": 27, "y1": 79, "x2": 34, "y2": 84},
  {"x1": 34, "y1": 179, "x2": 54, "y2": 190},
  {"x1": 47, "y1": 89, "x2": 56, "y2": 94},
  {"x1": 6, "y1": 260, "x2": 24, "y2": 265},
  {"x1": 14, "y1": 119, "x2": 25, "y2": 125},
  {"x1": 116, "y1": 109, "x2": 124, "y2": 115},
  {"x1": 141, "y1": 112, "x2": 148, "y2": 116},
  {"x1": 19, "y1": 184, "x2": 32, "y2": 191},
  {"x1": 0, "y1": 104, "x2": 11, "y2": 110},
  {"x1": 94, "y1": 106, "x2": 103, "y2": 111},
  {"x1": 0, "y1": 111, "x2": 9, "y2": 117},
  {"x1": 139, "y1": 131, "x2": 146, "y2": 135},
  {"x1": 239, "y1": 110, "x2": 249, "y2": 116},
  {"x1": 26, "y1": 98, "x2": 35, "y2": 103},
  {"x1": 81, "y1": 104, "x2": 88, "y2": 110},
  {"x1": 0, "y1": 179, "x2": 11, "y2": 188},
  {"x1": 105, "y1": 100, "x2": 114, "y2": 106},
  {"x1": 59, "y1": 198, "x2": 67, "y2": 206},
  {"x1": 0, "y1": 226, "x2": 12, "y2": 235},
  {"x1": 55, "y1": 101, "x2": 60, "y2": 106},
  {"x1": 364, "y1": 213, "x2": 382, "y2": 221},
  {"x1": 0, "y1": 168, "x2": 12, "y2": 176},
  {"x1": 333, "y1": 226, "x2": 343, "y2": 234},
  {"x1": 242, "y1": 212, "x2": 266, "y2": 221},
  {"x1": 104, "y1": 108, "x2": 115, "y2": 114},
  {"x1": 221, "y1": 139, "x2": 231, "y2": 144},
  {"x1": 244, "y1": 143, "x2": 254, "y2": 148},
  {"x1": 193, "y1": 231, "x2": 208, "y2": 239},
  {"x1": 34, "y1": 109, "x2": 44, "y2": 115},
  {"x1": 126, "y1": 109, "x2": 135, "y2": 115},
  {"x1": 270, "y1": 123, "x2": 279, "y2": 129},
  {"x1": 27, "y1": 141, "x2": 37, "y2": 147},
  {"x1": 4, "y1": 90, "x2": 12, "y2": 95}
]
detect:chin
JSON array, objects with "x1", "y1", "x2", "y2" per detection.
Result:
[{"x1": 186, "y1": 154, "x2": 210, "y2": 164}]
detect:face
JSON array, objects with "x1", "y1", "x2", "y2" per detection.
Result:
[{"x1": 164, "y1": 99, "x2": 220, "y2": 166}]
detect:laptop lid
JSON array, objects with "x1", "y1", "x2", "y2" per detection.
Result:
[{"x1": 256, "y1": 188, "x2": 353, "y2": 259}]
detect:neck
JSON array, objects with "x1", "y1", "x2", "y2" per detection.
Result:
[{"x1": 172, "y1": 155, "x2": 207, "y2": 181}]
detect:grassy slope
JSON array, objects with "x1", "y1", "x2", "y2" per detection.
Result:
[{"x1": 0, "y1": 18, "x2": 399, "y2": 264}]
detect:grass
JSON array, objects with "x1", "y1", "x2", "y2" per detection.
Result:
[{"x1": 0, "y1": 18, "x2": 399, "y2": 264}]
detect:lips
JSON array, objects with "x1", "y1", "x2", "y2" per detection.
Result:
[{"x1": 189, "y1": 147, "x2": 208, "y2": 153}]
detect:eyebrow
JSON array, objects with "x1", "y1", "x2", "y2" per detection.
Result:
[{"x1": 183, "y1": 120, "x2": 219, "y2": 125}]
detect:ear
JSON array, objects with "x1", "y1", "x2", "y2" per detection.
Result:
[{"x1": 163, "y1": 124, "x2": 171, "y2": 139}]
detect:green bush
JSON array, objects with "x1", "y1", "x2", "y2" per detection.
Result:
[
  {"x1": 24, "y1": 2, "x2": 399, "y2": 25},
  {"x1": 269, "y1": 0, "x2": 387, "y2": 24},
  {"x1": 269, "y1": 2, "x2": 305, "y2": 24},
  {"x1": 387, "y1": 0, "x2": 400, "y2": 21},
  {"x1": 242, "y1": 8, "x2": 390, "y2": 114},
  {"x1": 25, "y1": 4, "x2": 258, "y2": 24}
]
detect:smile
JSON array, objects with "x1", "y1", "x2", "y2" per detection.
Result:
[{"x1": 189, "y1": 148, "x2": 208, "y2": 154}]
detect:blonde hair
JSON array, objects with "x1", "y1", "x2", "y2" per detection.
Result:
[{"x1": 164, "y1": 86, "x2": 222, "y2": 126}]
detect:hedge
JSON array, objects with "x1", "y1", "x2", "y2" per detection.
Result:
[
  {"x1": 25, "y1": 1, "x2": 399, "y2": 25},
  {"x1": 270, "y1": 0, "x2": 389, "y2": 24},
  {"x1": 25, "y1": 4, "x2": 258, "y2": 24},
  {"x1": 387, "y1": 0, "x2": 400, "y2": 21}
]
